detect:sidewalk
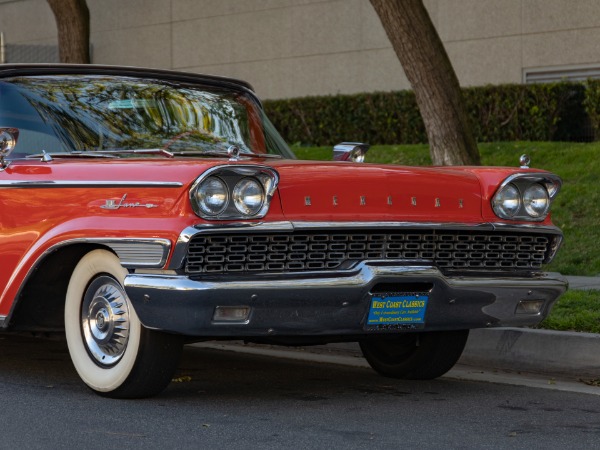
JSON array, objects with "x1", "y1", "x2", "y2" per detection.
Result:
[{"x1": 566, "y1": 275, "x2": 600, "y2": 290}]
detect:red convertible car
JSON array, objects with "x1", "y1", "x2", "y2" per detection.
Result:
[{"x1": 0, "y1": 64, "x2": 567, "y2": 398}]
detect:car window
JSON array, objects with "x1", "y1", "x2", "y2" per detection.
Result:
[{"x1": 0, "y1": 75, "x2": 295, "y2": 159}]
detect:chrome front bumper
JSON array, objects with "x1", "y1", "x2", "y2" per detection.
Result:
[{"x1": 124, "y1": 263, "x2": 568, "y2": 338}]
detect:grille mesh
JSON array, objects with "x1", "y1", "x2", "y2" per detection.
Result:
[{"x1": 185, "y1": 230, "x2": 553, "y2": 275}]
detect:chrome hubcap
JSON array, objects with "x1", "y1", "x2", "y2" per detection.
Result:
[{"x1": 81, "y1": 276, "x2": 130, "y2": 366}]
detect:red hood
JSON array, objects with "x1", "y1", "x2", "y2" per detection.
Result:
[{"x1": 268, "y1": 161, "x2": 483, "y2": 223}]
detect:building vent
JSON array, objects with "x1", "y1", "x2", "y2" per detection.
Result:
[{"x1": 524, "y1": 64, "x2": 600, "y2": 84}]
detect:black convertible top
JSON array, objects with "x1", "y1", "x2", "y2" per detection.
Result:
[{"x1": 0, "y1": 63, "x2": 257, "y2": 98}]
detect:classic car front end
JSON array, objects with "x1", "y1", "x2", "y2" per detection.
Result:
[{"x1": 0, "y1": 64, "x2": 567, "y2": 398}]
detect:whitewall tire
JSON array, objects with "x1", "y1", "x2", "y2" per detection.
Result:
[{"x1": 65, "y1": 249, "x2": 183, "y2": 398}]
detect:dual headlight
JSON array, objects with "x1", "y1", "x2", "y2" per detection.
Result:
[
  {"x1": 492, "y1": 175, "x2": 561, "y2": 221},
  {"x1": 190, "y1": 166, "x2": 278, "y2": 220}
]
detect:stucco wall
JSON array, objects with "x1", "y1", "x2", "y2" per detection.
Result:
[{"x1": 1, "y1": 0, "x2": 600, "y2": 99}]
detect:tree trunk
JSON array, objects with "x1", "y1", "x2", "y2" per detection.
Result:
[
  {"x1": 370, "y1": 0, "x2": 480, "y2": 165},
  {"x1": 47, "y1": 0, "x2": 90, "y2": 64}
]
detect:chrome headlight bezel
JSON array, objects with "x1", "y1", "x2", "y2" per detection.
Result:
[
  {"x1": 190, "y1": 165, "x2": 278, "y2": 220},
  {"x1": 491, "y1": 173, "x2": 561, "y2": 221}
]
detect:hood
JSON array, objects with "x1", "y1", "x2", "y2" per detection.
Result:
[{"x1": 268, "y1": 161, "x2": 484, "y2": 223}]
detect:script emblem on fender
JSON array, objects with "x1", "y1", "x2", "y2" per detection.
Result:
[{"x1": 100, "y1": 194, "x2": 158, "y2": 210}]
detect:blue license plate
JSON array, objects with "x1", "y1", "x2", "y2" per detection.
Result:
[{"x1": 366, "y1": 294, "x2": 428, "y2": 328}]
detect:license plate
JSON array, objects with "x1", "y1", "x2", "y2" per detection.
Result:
[{"x1": 366, "y1": 294, "x2": 428, "y2": 328}]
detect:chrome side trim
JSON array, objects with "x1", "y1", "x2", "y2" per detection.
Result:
[
  {"x1": 0, "y1": 180, "x2": 183, "y2": 188},
  {"x1": 99, "y1": 239, "x2": 171, "y2": 268},
  {"x1": 167, "y1": 220, "x2": 563, "y2": 270}
]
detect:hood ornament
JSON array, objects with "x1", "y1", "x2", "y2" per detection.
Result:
[
  {"x1": 228, "y1": 145, "x2": 241, "y2": 161},
  {"x1": 519, "y1": 154, "x2": 531, "y2": 169}
]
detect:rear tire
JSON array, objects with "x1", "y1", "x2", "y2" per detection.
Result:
[
  {"x1": 65, "y1": 249, "x2": 183, "y2": 398},
  {"x1": 359, "y1": 330, "x2": 469, "y2": 380}
]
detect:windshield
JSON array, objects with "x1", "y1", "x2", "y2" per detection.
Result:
[{"x1": 0, "y1": 75, "x2": 295, "y2": 159}]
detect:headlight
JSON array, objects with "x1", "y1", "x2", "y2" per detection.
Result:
[
  {"x1": 492, "y1": 174, "x2": 560, "y2": 221},
  {"x1": 492, "y1": 183, "x2": 521, "y2": 218},
  {"x1": 233, "y1": 177, "x2": 265, "y2": 216},
  {"x1": 195, "y1": 176, "x2": 229, "y2": 215},
  {"x1": 190, "y1": 166, "x2": 279, "y2": 220},
  {"x1": 523, "y1": 183, "x2": 549, "y2": 218}
]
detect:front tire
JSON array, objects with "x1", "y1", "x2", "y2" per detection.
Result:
[
  {"x1": 65, "y1": 249, "x2": 183, "y2": 398},
  {"x1": 359, "y1": 330, "x2": 469, "y2": 380}
]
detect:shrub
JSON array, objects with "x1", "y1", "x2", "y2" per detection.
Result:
[{"x1": 263, "y1": 82, "x2": 589, "y2": 146}]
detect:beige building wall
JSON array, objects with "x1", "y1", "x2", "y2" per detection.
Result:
[{"x1": 1, "y1": 0, "x2": 600, "y2": 99}]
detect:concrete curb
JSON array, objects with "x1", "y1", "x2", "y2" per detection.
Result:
[
  {"x1": 460, "y1": 328, "x2": 600, "y2": 378},
  {"x1": 199, "y1": 328, "x2": 600, "y2": 379}
]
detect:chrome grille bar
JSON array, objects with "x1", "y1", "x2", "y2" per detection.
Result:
[{"x1": 185, "y1": 230, "x2": 556, "y2": 275}]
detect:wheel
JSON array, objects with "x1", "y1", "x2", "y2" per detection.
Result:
[
  {"x1": 64, "y1": 249, "x2": 184, "y2": 398},
  {"x1": 359, "y1": 330, "x2": 469, "y2": 380}
]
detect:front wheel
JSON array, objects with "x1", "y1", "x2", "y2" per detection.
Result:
[
  {"x1": 65, "y1": 249, "x2": 183, "y2": 398},
  {"x1": 359, "y1": 330, "x2": 469, "y2": 380}
]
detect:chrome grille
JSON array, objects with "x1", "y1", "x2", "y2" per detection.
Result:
[{"x1": 185, "y1": 230, "x2": 554, "y2": 274}]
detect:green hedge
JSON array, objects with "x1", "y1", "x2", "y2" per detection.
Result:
[
  {"x1": 584, "y1": 79, "x2": 600, "y2": 137},
  {"x1": 263, "y1": 82, "x2": 590, "y2": 146}
]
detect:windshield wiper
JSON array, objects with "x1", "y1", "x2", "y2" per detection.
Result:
[
  {"x1": 170, "y1": 149, "x2": 282, "y2": 159},
  {"x1": 25, "y1": 147, "x2": 281, "y2": 161},
  {"x1": 26, "y1": 148, "x2": 175, "y2": 160}
]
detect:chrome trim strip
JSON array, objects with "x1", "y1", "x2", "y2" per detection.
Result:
[
  {"x1": 99, "y1": 239, "x2": 172, "y2": 268},
  {"x1": 130, "y1": 265, "x2": 567, "y2": 293},
  {"x1": 167, "y1": 220, "x2": 563, "y2": 270},
  {"x1": 290, "y1": 221, "x2": 563, "y2": 234},
  {"x1": 0, "y1": 180, "x2": 183, "y2": 188}
]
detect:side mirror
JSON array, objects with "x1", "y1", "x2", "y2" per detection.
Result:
[
  {"x1": 333, "y1": 142, "x2": 369, "y2": 163},
  {"x1": 0, "y1": 127, "x2": 19, "y2": 170}
]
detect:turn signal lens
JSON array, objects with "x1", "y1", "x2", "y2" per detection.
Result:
[
  {"x1": 515, "y1": 300, "x2": 544, "y2": 315},
  {"x1": 213, "y1": 306, "x2": 251, "y2": 322}
]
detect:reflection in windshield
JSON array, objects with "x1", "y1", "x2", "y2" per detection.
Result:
[{"x1": 0, "y1": 75, "x2": 294, "y2": 158}]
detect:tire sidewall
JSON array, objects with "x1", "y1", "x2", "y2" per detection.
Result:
[{"x1": 65, "y1": 249, "x2": 142, "y2": 393}]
